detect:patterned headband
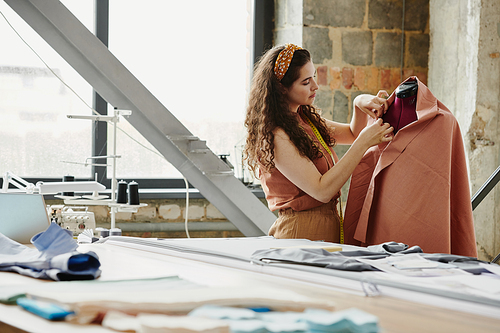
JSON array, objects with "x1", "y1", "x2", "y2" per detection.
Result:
[{"x1": 274, "y1": 44, "x2": 303, "y2": 81}]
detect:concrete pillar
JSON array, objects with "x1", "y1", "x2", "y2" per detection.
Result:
[
  {"x1": 274, "y1": 0, "x2": 303, "y2": 46},
  {"x1": 429, "y1": 0, "x2": 500, "y2": 261}
]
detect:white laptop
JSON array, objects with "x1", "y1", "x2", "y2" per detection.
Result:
[{"x1": 0, "y1": 192, "x2": 51, "y2": 244}]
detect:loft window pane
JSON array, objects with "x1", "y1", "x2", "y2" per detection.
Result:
[
  {"x1": 0, "y1": 1, "x2": 94, "y2": 178},
  {"x1": 110, "y1": 114, "x2": 183, "y2": 179},
  {"x1": 108, "y1": 0, "x2": 250, "y2": 179}
]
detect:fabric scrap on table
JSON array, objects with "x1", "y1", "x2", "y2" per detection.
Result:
[{"x1": 0, "y1": 222, "x2": 101, "y2": 281}]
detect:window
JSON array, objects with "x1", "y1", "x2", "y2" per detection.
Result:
[
  {"x1": 0, "y1": 0, "x2": 251, "y2": 191},
  {"x1": 108, "y1": 0, "x2": 250, "y2": 180},
  {"x1": 0, "y1": 1, "x2": 94, "y2": 179}
]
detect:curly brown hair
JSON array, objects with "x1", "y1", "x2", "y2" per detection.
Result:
[{"x1": 244, "y1": 45, "x2": 335, "y2": 174}]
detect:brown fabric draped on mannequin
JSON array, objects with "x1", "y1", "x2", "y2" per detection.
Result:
[{"x1": 344, "y1": 76, "x2": 477, "y2": 257}]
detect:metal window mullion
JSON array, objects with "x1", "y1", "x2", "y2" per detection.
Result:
[{"x1": 92, "y1": 0, "x2": 109, "y2": 187}]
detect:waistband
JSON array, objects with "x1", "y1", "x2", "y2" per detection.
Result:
[{"x1": 279, "y1": 199, "x2": 338, "y2": 216}]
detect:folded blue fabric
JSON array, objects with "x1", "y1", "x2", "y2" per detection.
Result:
[
  {"x1": 31, "y1": 222, "x2": 77, "y2": 257},
  {"x1": 0, "y1": 223, "x2": 100, "y2": 281}
]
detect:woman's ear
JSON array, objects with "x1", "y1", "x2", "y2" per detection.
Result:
[{"x1": 277, "y1": 82, "x2": 288, "y2": 96}]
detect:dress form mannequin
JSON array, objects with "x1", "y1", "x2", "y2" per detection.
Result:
[{"x1": 382, "y1": 79, "x2": 418, "y2": 134}]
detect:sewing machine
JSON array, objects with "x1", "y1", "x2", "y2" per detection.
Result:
[{"x1": 47, "y1": 205, "x2": 96, "y2": 237}]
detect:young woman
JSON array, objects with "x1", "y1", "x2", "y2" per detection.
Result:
[{"x1": 244, "y1": 44, "x2": 393, "y2": 243}]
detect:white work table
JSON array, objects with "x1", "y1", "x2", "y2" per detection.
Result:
[{"x1": 1, "y1": 237, "x2": 500, "y2": 333}]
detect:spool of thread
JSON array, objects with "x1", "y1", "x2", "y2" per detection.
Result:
[
  {"x1": 62, "y1": 175, "x2": 75, "y2": 197},
  {"x1": 109, "y1": 228, "x2": 122, "y2": 236},
  {"x1": 99, "y1": 228, "x2": 109, "y2": 238},
  {"x1": 116, "y1": 180, "x2": 128, "y2": 204},
  {"x1": 128, "y1": 181, "x2": 140, "y2": 205}
]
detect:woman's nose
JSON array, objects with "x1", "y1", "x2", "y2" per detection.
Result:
[{"x1": 312, "y1": 79, "x2": 319, "y2": 91}]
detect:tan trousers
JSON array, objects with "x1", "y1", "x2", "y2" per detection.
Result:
[{"x1": 268, "y1": 200, "x2": 340, "y2": 243}]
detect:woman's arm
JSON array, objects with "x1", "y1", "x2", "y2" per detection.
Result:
[
  {"x1": 273, "y1": 118, "x2": 393, "y2": 203},
  {"x1": 326, "y1": 91, "x2": 390, "y2": 145}
]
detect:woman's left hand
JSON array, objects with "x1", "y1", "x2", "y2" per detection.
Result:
[{"x1": 354, "y1": 90, "x2": 390, "y2": 119}]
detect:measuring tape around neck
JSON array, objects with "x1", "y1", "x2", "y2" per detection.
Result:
[{"x1": 301, "y1": 114, "x2": 334, "y2": 165}]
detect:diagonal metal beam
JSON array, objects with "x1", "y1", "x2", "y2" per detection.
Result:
[
  {"x1": 472, "y1": 165, "x2": 500, "y2": 211},
  {"x1": 5, "y1": 0, "x2": 275, "y2": 236}
]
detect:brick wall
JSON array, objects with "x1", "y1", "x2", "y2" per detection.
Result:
[
  {"x1": 302, "y1": 0, "x2": 429, "y2": 124},
  {"x1": 46, "y1": 198, "x2": 246, "y2": 238}
]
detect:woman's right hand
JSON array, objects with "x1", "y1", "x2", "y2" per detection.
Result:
[
  {"x1": 354, "y1": 90, "x2": 390, "y2": 119},
  {"x1": 356, "y1": 118, "x2": 393, "y2": 148}
]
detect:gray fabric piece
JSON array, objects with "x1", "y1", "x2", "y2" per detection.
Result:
[
  {"x1": 251, "y1": 242, "x2": 490, "y2": 274},
  {"x1": 420, "y1": 253, "x2": 488, "y2": 275},
  {"x1": 420, "y1": 253, "x2": 484, "y2": 263},
  {"x1": 251, "y1": 248, "x2": 378, "y2": 272},
  {"x1": 251, "y1": 242, "x2": 424, "y2": 272},
  {"x1": 366, "y1": 241, "x2": 423, "y2": 254}
]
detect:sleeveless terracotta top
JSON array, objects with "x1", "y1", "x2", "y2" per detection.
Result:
[{"x1": 259, "y1": 112, "x2": 340, "y2": 212}]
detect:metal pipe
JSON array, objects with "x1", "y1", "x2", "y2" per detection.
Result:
[
  {"x1": 472, "y1": 165, "x2": 500, "y2": 210},
  {"x1": 115, "y1": 222, "x2": 239, "y2": 233}
]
